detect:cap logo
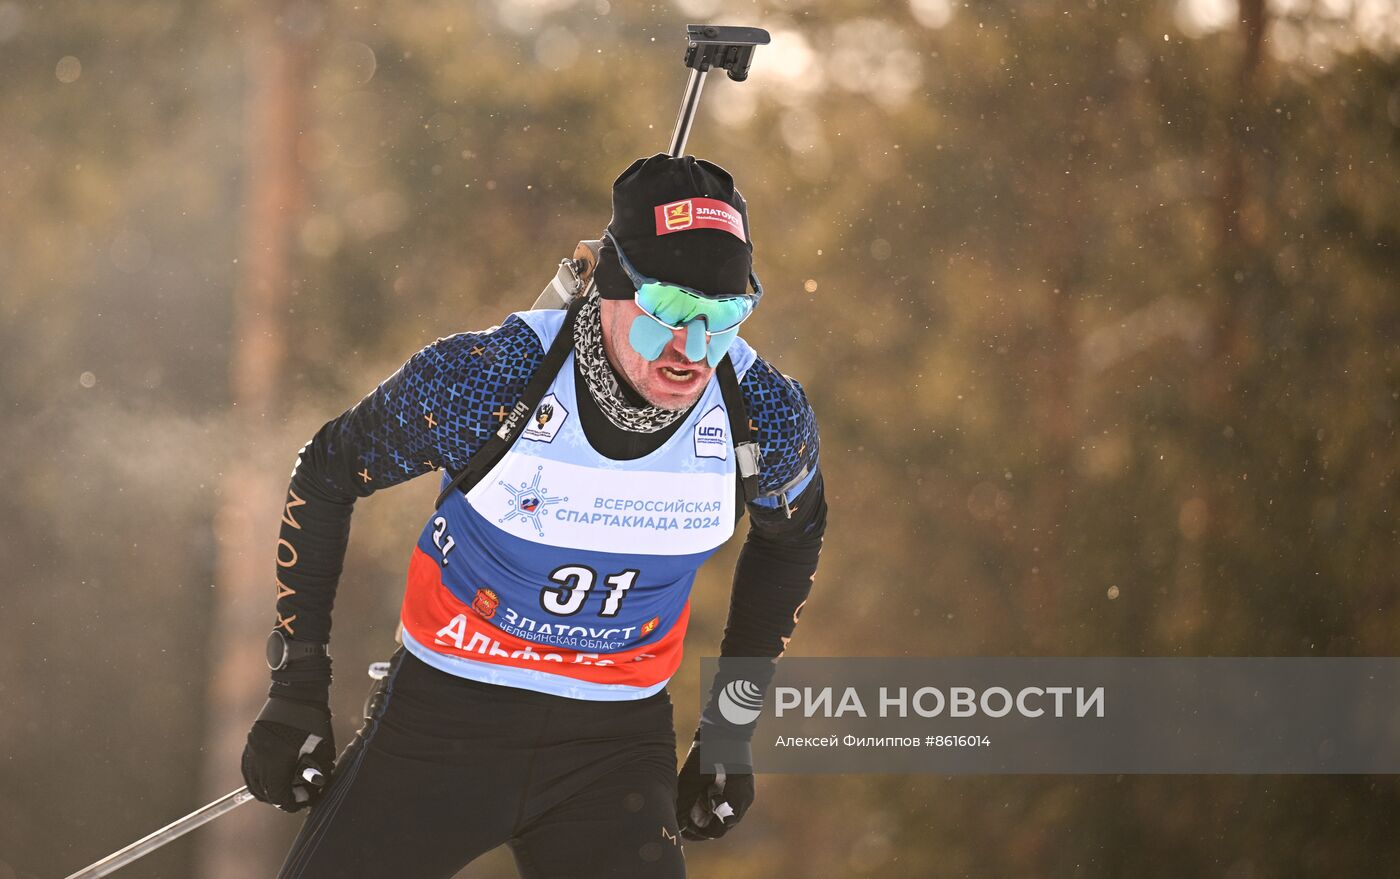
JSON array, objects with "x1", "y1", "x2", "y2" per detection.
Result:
[
  {"x1": 662, "y1": 200, "x2": 693, "y2": 231},
  {"x1": 654, "y1": 197, "x2": 746, "y2": 242}
]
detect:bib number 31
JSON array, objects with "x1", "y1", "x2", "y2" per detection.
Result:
[{"x1": 541, "y1": 565, "x2": 638, "y2": 618}]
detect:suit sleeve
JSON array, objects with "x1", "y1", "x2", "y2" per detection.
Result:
[
  {"x1": 700, "y1": 356, "x2": 826, "y2": 740},
  {"x1": 268, "y1": 317, "x2": 546, "y2": 701}
]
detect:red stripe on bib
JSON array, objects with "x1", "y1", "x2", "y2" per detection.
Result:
[{"x1": 400, "y1": 546, "x2": 689, "y2": 689}]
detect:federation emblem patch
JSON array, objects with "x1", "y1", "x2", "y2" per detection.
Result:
[{"x1": 521, "y1": 393, "x2": 568, "y2": 443}]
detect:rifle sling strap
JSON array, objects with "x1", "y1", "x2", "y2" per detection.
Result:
[
  {"x1": 717, "y1": 355, "x2": 761, "y2": 505},
  {"x1": 434, "y1": 297, "x2": 585, "y2": 510}
]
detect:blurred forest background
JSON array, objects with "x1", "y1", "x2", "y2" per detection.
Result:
[{"x1": 3, "y1": 0, "x2": 1399, "y2": 876}]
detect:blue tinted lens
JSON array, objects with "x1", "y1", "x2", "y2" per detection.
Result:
[
  {"x1": 684, "y1": 320, "x2": 707, "y2": 362},
  {"x1": 704, "y1": 326, "x2": 739, "y2": 367},
  {"x1": 628, "y1": 314, "x2": 673, "y2": 361}
]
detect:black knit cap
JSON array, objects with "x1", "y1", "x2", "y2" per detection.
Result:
[{"x1": 594, "y1": 153, "x2": 754, "y2": 301}]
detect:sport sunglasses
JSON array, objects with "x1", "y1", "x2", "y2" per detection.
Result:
[{"x1": 604, "y1": 231, "x2": 764, "y2": 337}]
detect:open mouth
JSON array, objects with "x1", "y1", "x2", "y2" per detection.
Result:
[{"x1": 659, "y1": 365, "x2": 697, "y2": 383}]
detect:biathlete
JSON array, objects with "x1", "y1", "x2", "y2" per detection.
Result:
[{"x1": 240, "y1": 154, "x2": 826, "y2": 878}]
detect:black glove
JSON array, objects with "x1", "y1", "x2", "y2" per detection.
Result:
[
  {"x1": 241, "y1": 697, "x2": 335, "y2": 812},
  {"x1": 675, "y1": 739, "x2": 755, "y2": 841}
]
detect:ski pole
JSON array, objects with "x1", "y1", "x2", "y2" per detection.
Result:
[{"x1": 62, "y1": 768, "x2": 323, "y2": 879}]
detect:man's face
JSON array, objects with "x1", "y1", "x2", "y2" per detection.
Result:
[{"x1": 598, "y1": 297, "x2": 716, "y2": 411}]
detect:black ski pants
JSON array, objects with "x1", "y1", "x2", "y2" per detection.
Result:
[{"x1": 277, "y1": 648, "x2": 686, "y2": 878}]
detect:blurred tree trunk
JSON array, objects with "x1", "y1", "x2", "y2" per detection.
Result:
[
  {"x1": 1181, "y1": 0, "x2": 1270, "y2": 650},
  {"x1": 1024, "y1": 222, "x2": 1084, "y2": 633},
  {"x1": 1210, "y1": 0, "x2": 1268, "y2": 376},
  {"x1": 197, "y1": 2, "x2": 314, "y2": 876}
]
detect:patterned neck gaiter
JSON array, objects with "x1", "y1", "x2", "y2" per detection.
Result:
[{"x1": 572, "y1": 294, "x2": 688, "y2": 433}]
